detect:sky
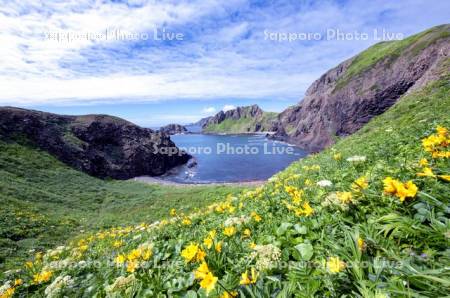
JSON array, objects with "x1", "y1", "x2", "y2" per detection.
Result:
[{"x1": 0, "y1": 0, "x2": 449, "y2": 127}]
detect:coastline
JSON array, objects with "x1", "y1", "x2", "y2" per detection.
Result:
[{"x1": 131, "y1": 176, "x2": 266, "y2": 187}]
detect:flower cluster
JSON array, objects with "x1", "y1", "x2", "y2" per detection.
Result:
[
  {"x1": 422, "y1": 126, "x2": 449, "y2": 158},
  {"x1": 5, "y1": 125, "x2": 449, "y2": 297},
  {"x1": 383, "y1": 177, "x2": 418, "y2": 202},
  {"x1": 250, "y1": 244, "x2": 281, "y2": 271}
]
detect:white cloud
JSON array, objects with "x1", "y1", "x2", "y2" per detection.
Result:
[
  {"x1": 202, "y1": 107, "x2": 216, "y2": 113},
  {"x1": 0, "y1": 0, "x2": 449, "y2": 106},
  {"x1": 222, "y1": 105, "x2": 236, "y2": 112}
]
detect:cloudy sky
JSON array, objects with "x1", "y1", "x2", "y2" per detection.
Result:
[{"x1": 0, "y1": 0, "x2": 448, "y2": 126}]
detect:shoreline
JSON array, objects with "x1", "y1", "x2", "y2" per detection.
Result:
[{"x1": 131, "y1": 176, "x2": 266, "y2": 187}]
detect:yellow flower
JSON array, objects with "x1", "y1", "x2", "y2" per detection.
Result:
[
  {"x1": 0, "y1": 287, "x2": 15, "y2": 298},
  {"x1": 127, "y1": 248, "x2": 142, "y2": 261},
  {"x1": 223, "y1": 226, "x2": 236, "y2": 237},
  {"x1": 220, "y1": 291, "x2": 238, "y2": 298},
  {"x1": 208, "y1": 230, "x2": 217, "y2": 239},
  {"x1": 243, "y1": 228, "x2": 251, "y2": 238},
  {"x1": 436, "y1": 125, "x2": 448, "y2": 137},
  {"x1": 25, "y1": 261, "x2": 33, "y2": 269},
  {"x1": 240, "y1": 268, "x2": 258, "y2": 285},
  {"x1": 115, "y1": 254, "x2": 126, "y2": 265},
  {"x1": 215, "y1": 242, "x2": 222, "y2": 253},
  {"x1": 327, "y1": 257, "x2": 345, "y2": 273},
  {"x1": 203, "y1": 237, "x2": 213, "y2": 249},
  {"x1": 385, "y1": 179, "x2": 418, "y2": 202},
  {"x1": 417, "y1": 167, "x2": 436, "y2": 177},
  {"x1": 352, "y1": 176, "x2": 368, "y2": 191},
  {"x1": 301, "y1": 202, "x2": 314, "y2": 216},
  {"x1": 194, "y1": 261, "x2": 210, "y2": 280},
  {"x1": 199, "y1": 272, "x2": 218, "y2": 294},
  {"x1": 142, "y1": 248, "x2": 153, "y2": 261},
  {"x1": 78, "y1": 245, "x2": 88, "y2": 252},
  {"x1": 333, "y1": 153, "x2": 342, "y2": 160},
  {"x1": 33, "y1": 270, "x2": 53, "y2": 284},
  {"x1": 113, "y1": 240, "x2": 124, "y2": 248},
  {"x1": 249, "y1": 242, "x2": 256, "y2": 249},
  {"x1": 127, "y1": 260, "x2": 138, "y2": 273},
  {"x1": 181, "y1": 243, "x2": 199, "y2": 263},
  {"x1": 170, "y1": 208, "x2": 177, "y2": 216},
  {"x1": 419, "y1": 158, "x2": 428, "y2": 166},
  {"x1": 357, "y1": 238, "x2": 366, "y2": 251},
  {"x1": 182, "y1": 218, "x2": 192, "y2": 225},
  {"x1": 438, "y1": 175, "x2": 450, "y2": 182},
  {"x1": 14, "y1": 279, "x2": 23, "y2": 286},
  {"x1": 196, "y1": 249, "x2": 206, "y2": 262},
  {"x1": 336, "y1": 192, "x2": 352, "y2": 204},
  {"x1": 383, "y1": 177, "x2": 397, "y2": 194},
  {"x1": 251, "y1": 212, "x2": 262, "y2": 222}
]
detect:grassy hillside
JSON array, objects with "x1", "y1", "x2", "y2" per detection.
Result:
[
  {"x1": 204, "y1": 112, "x2": 277, "y2": 133},
  {"x1": 335, "y1": 24, "x2": 449, "y2": 90},
  {"x1": 2, "y1": 73, "x2": 448, "y2": 297},
  {"x1": 0, "y1": 141, "x2": 250, "y2": 274}
]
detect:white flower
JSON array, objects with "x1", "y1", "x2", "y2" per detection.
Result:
[
  {"x1": 346, "y1": 155, "x2": 367, "y2": 163},
  {"x1": 105, "y1": 274, "x2": 136, "y2": 294},
  {"x1": 44, "y1": 259, "x2": 72, "y2": 271},
  {"x1": 0, "y1": 281, "x2": 12, "y2": 294},
  {"x1": 250, "y1": 244, "x2": 281, "y2": 271},
  {"x1": 224, "y1": 215, "x2": 250, "y2": 227},
  {"x1": 317, "y1": 180, "x2": 333, "y2": 187},
  {"x1": 44, "y1": 275, "x2": 73, "y2": 298}
]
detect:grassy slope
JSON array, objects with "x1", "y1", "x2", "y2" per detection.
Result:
[
  {"x1": 0, "y1": 142, "x2": 250, "y2": 273},
  {"x1": 334, "y1": 24, "x2": 449, "y2": 90},
  {"x1": 203, "y1": 112, "x2": 277, "y2": 133},
  {"x1": 4, "y1": 74, "x2": 448, "y2": 297}
]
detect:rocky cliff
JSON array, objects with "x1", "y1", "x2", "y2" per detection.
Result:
[
  {"x1": 202, "y1": 105, "x2": 277, "y2": 133},
  {"x1": 159, "y1": 124, "x2": 188, "y2": 135},
  {"x1": 271, "y1": 24, "x2": 450, "y2": 151},
  {"x1": 0, "y1": 107, "x2": 191, "y2": 179}
]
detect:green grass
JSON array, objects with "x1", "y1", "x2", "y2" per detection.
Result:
[
  {"x1": 0, "y1": 141, "x2": 250, "y2": 273},
  {"x1": 3, "y1": 74, "x2": 448, "y2": 297},
  {"x1": 334, "y1": 24, "x2": 449, "y2": 90},
  {"x1": 203, "y1": 112, "x2": 278, "y2": 133}
]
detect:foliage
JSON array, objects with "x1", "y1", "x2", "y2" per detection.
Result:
[
  {"x1": 334, "y1": 24, "x2": 449, "y2": 90},
  {"x1": 1, "y1": 77, "x2": 449, "y2": 297},
  {"x1": 0, "y1": 142, "x2": 248, "y2": 274}
]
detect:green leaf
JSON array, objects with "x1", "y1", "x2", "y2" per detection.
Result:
[
  {"x1": 184, "y1": 290, "x2": 198, "y2": 298},
  {"x1": 276, "y1": 222, "x2": 293, "y2": 236},
  {"x1": 294, "y1": 224, "x2": 307, "y2": 234},
  {"x1": 294, "y1": 243, "x2": 314, "y2": 261}
]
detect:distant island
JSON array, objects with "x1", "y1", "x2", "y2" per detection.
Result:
[
  {"x1": 198, "y1": 104, "x2": 278, "y2": 134},
  {"x1": 159, "y1": 123, "x2": 188, "y2": 135}
]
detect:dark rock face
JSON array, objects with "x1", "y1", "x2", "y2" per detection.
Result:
[
  {"x1": 193, "y1": 116, "x2": 213, "y2": 127},
  {"x1": 159, "y1": 124, "x2": 188, "y2": 135},
  {"x1": 203, "y1": 105, "x2": 264, "y2": 128},
  {"x1": 271, "y1": 25, "x2": 450, "y2": 152},
  {"x1": 0, "y1": 107, "x2": 191, "y2": 179}
]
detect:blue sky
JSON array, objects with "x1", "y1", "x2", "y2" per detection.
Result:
[{"x1": 0, "y1": 0, "x2": 449, "y2": 127}]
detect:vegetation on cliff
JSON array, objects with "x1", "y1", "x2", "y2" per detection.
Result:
[
  {"x1": 203, "y1": 105, "x2": 277, "y2": 134},
  {"x1": 2, "y1": 74, "x2": 448, "y2": 297}
]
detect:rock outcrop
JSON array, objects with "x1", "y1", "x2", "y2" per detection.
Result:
[
  {"x1": 159, "y1": 124, "x2": 188, "y2": 135},
  {"x1": 202, "y1": 105, "x2": 278, "y2": 133},
  {"x1": 0, "y1": 107, "x2": 191, "y2": 179},
  {"x1": 271, "y1": 24, "x2": 450, "y2": 151},
  {"x1": 203, "y1": 105, "x2": 263, "y2": 127}
]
